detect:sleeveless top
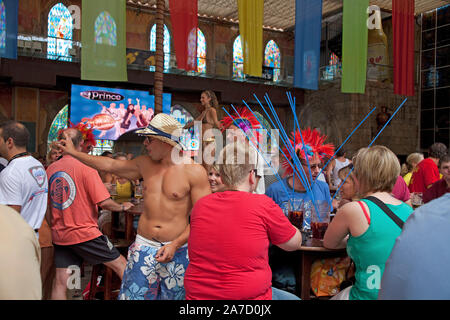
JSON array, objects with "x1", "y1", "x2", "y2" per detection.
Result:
[
  {"x1": 116, "y1": 180, "x2": 132, "y2": 199},
  {"x1": 332, "y1": 158, "x2": 350, "y2": 187},
  {"x1": 347, "y1": 199, "x2": 413, "y2": 300}
]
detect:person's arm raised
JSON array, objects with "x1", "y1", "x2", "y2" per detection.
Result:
[{"x1": 57, "y1": 132, "x2": 142, "y2": 181}]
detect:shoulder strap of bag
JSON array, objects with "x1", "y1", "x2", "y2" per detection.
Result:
[{"x1": 363, "y1": 196, "x2": 404, "y2": 229}]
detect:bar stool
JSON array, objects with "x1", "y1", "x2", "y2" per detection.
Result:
[{"x1": 88, "y1": 238, "x2": 132, "y2": 300}]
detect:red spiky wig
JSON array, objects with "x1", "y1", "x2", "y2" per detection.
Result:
[
  {"x1": 221, "y1": 107, "x2": 262, "y2": 145},
  {"x1": 58, "y1": 121, "x2": 97, "y2": 147},
  {"x1": 281, "y1": 128, "x2": 334, "y2": 177}
]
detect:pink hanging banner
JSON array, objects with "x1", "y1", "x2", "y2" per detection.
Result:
[
  {"x1": 169, "y1": 0, "x2": 198, "y2": 71},
  {"x1": 393, "y1": 0, "x2": 415, "y2": 96}
]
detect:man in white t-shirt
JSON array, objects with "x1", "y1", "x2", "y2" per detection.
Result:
[{"x1": 0, "y1": 121, "x2": 48, "y2": 237}]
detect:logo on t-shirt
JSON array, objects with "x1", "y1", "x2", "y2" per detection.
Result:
[
  {"x1": 49, "y1": 171, "x2": 76, "y2": 210},
  {"x1": 28, "y1": 166, "x2": 46, "y2": 188}
]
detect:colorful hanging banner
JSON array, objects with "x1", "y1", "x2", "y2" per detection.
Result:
[
  {"x1": 81, "y1": 0, "x2": 127, "y2": 82},
  {"x1": 393, "y1": 0, "x2": 415, "y2": 96},
  {"x1": 169, "y1": 0, "x2": 198, "y2": 71},
  {"x1": 294, "y1": 0, "x2": 322, "y2": 90},
  {"x1": 238, "y1": 0, "x2": 263, "y2": 77},
  {"x1": 341, "y1": 0, "x2": 369, "y2": 94},
  {"x1": 0, "y1": 0, "x2": 18, "y2": 59}
]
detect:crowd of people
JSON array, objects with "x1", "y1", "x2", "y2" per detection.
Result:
[{"x1": 0, "y1": 92, "x2": 449, "y2": 301}]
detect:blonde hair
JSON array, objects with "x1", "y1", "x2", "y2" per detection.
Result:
[
  {"x1": 401, "y1": 152, "x2": 424, "y2": 176},
  {"x1": 353, "y1": 145, "x2": 400, "y2": 196},
  {"x1": 338, "y1": 164, "x2": 355, "y2": 183},
  {"x1": 217, "y1": 142, "x2": 255, "y2": 188},
  {"x1": 202, "y1": 90, "x2": 219, "y2": 109},
  {"x1": 46, "y1": 149, "x2": 58, "y2": 164}
]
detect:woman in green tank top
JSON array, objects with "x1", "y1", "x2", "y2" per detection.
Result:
[{"x1": 324, "y1": 146, "x2": 413, "y2": 300}]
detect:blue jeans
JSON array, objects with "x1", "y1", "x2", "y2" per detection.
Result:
[{"x1": 272, "y1": 287, "x2": 301, "y2": 300}]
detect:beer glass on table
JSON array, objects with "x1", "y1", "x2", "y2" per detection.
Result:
[
  {"x1": 311, "y1": 200, "x2": 331, "y2": 240},
  {"x1": 287, "y1": 199, "x2": 304, "y2": 231}
]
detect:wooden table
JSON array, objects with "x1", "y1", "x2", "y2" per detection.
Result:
[
  {"x1": 124, "y1": 201, "x2": 144, "y2": 240},
  {"x1": 296, "y1": 237, "x2": 347, "y2": 300}
]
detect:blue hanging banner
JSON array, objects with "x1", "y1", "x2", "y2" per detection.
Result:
[
  {"x1": 293, "y1": 0, "x2": 322, "y2": 90},
  {"x1": 0, "y1": 0, "x2": 18, "y2": 59}
]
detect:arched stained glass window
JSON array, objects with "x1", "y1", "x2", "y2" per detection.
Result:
[
  {"x1": 47, "y1": 3, "x2": 73, "y2": 61},
  {"x1": 95, "y1": 11, "x2": 117, "y2": 46},
  {"x1": 0, "y1": 1, "x2": 6, "y2": 49},
  {"x1": 197, "y1": 28, "x2": 206, "y2": 73},
  {"x1": 47, "y1": 104, "x2": 68, "y2": 150},
  {"x1": 233, "y1": 35, "x2": 244, "y2": 78},
  {"x1": 150, "y1": 24, "x2": 171, "y2": 71},
  {"x1": 264, "y1": 40, "x2": 281, "y2": 82}
]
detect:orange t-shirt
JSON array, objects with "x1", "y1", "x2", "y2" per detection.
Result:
[{"x1": 46, "y1": 156, "x2": 110, "y2": 245}]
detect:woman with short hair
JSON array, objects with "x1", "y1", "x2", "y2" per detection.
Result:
[
  {"x1": 401, "y1": 152, "x2": 424, "y2": 186},
  {"x1": 185, "y1": 142, "x2": 302, "y2": 300},
  {"x1": 324, "y1": 145, "x2": 413, "y2": 300}
]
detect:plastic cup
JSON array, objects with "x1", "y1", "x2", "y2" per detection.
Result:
[
  {"x1": 311, "y1": 200, "x2": 330, "y2": 240},
  {"x1": 287, "y1": 199, "x2": 304, "y2": 230}
]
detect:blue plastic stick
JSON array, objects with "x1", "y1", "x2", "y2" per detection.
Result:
[
  {"x1": 250, "y1": 96, "x2": 310, "y2": 189},
  {"x1": 314, "y1": 106, "x2": 377, "y2": 187},
  {"x1": 332, "y1": 97, "x2": 409, "y2": 202},
  {"x1": 240, "y1": 101, "x2": 306, "y2": 186},
  {"x1": 222, "y1": 105, "x2": 294, "y2": 206}
]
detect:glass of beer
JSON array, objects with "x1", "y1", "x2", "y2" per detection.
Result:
[
  {"x1": 311, "y1": 200, "x2": 331, "y2": 240},
  {"x1": 287, "y1": 199, "x2": 304, "y2": 231},
  {"x1": 134, "y1": 184, "x2": 143, "y2": 203}
]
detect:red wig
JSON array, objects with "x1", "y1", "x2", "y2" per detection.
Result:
[
  {"x1": 58, "y1": 121, "x2": 97, "y2": 147},
  {"x1": 281, "y1": 128, "x2": 334, "y2": 177}
]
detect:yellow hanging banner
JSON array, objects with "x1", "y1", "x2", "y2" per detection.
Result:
[{"x1": 238, "y1": 0, "x2": 263, "y2": 77}]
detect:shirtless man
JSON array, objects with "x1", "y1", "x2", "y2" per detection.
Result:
[{"x1": 57, "y1": 113, "x2": 211, "y2": 300}]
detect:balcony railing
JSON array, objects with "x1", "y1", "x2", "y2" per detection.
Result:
[{"x1": 16, "y1": 34, "x2": 403, "y2": 88}]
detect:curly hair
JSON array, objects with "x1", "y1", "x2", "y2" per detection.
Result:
[
  {"x1": 202, "y1": 90, "x2": 219, "y2": 109},
  {"x1": 429, "y1": 143, "x2": 448, "y2": 159}
]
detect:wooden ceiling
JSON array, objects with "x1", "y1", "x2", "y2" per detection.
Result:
[{"x1": 127, "y1": 0, "x2": 450, "y2": 31}]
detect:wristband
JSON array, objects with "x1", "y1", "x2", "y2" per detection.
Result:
[{"x1": 121, "y1": 204, "x2": 124, "y2": 211}]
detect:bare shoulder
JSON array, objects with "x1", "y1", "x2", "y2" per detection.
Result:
[
  {"x1": 337, "y1": 201, "x2": 363, "y2": 218},
  {"x1": 184, "y1": 162, "x2": 208, "y2": 179}
]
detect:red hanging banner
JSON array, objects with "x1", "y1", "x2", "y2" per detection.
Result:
[
  {"x1": 169, "y1": 0, "x2": 198, "y2": 71},
  {"x1": 393, "y1": 0, "x2": 415, "y2": 96}
]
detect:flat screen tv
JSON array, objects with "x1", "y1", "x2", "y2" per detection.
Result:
[{"x1": 70, "y1": 84, "x2": 172, "y2": 141}]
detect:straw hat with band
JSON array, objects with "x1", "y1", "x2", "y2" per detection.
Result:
[{"x1": 136, "y1": 113, "x2": 186, "y2": 150}]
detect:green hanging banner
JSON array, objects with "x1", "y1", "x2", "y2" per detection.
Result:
[
  {"x1": 81, "y1": 0, "x2": 127, "y2": 82},
  {"x1": 341, "y1": 0, "x2": 369, "y2": 94}
]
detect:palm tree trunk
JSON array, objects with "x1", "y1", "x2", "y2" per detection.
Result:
[{"x1": 154, "y1": 0, "x2": 165, "y2": 114}]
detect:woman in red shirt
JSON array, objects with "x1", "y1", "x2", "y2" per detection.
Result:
[{"x1": 185, "y1": 142, "x2": 303, "y2": 300}]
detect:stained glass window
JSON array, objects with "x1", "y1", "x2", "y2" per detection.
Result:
[
  {"x1": 233, "y1": 35, "x2": 244, "y2": 78},
  {"x1": 47, "y1": 3, "x2": 73, "y2": 61},
  {"x1": 95, "y1": 11, "x2": 117, "y2": 46},
  {"x1": 0, "y1": 1, "x2": 6, "y2": 49},
  {"x1": 264, "y1": 40, "x2": 281, "y2": 82},
  {"x1": 92, "y1": 139, "x2": 115, "y2": 156},
  {"x1": 47, "y1": 105, "x2": 68, "y2": 151},
  {"x1": 323, "y1": 52, "x2": 342, "y2": 80},
  {"x1": 197, "y1": 28, "x2": 206, "y2": 73},
  {"x1": 150, "y1": 24, "x2": 171, "y2": 71}
]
